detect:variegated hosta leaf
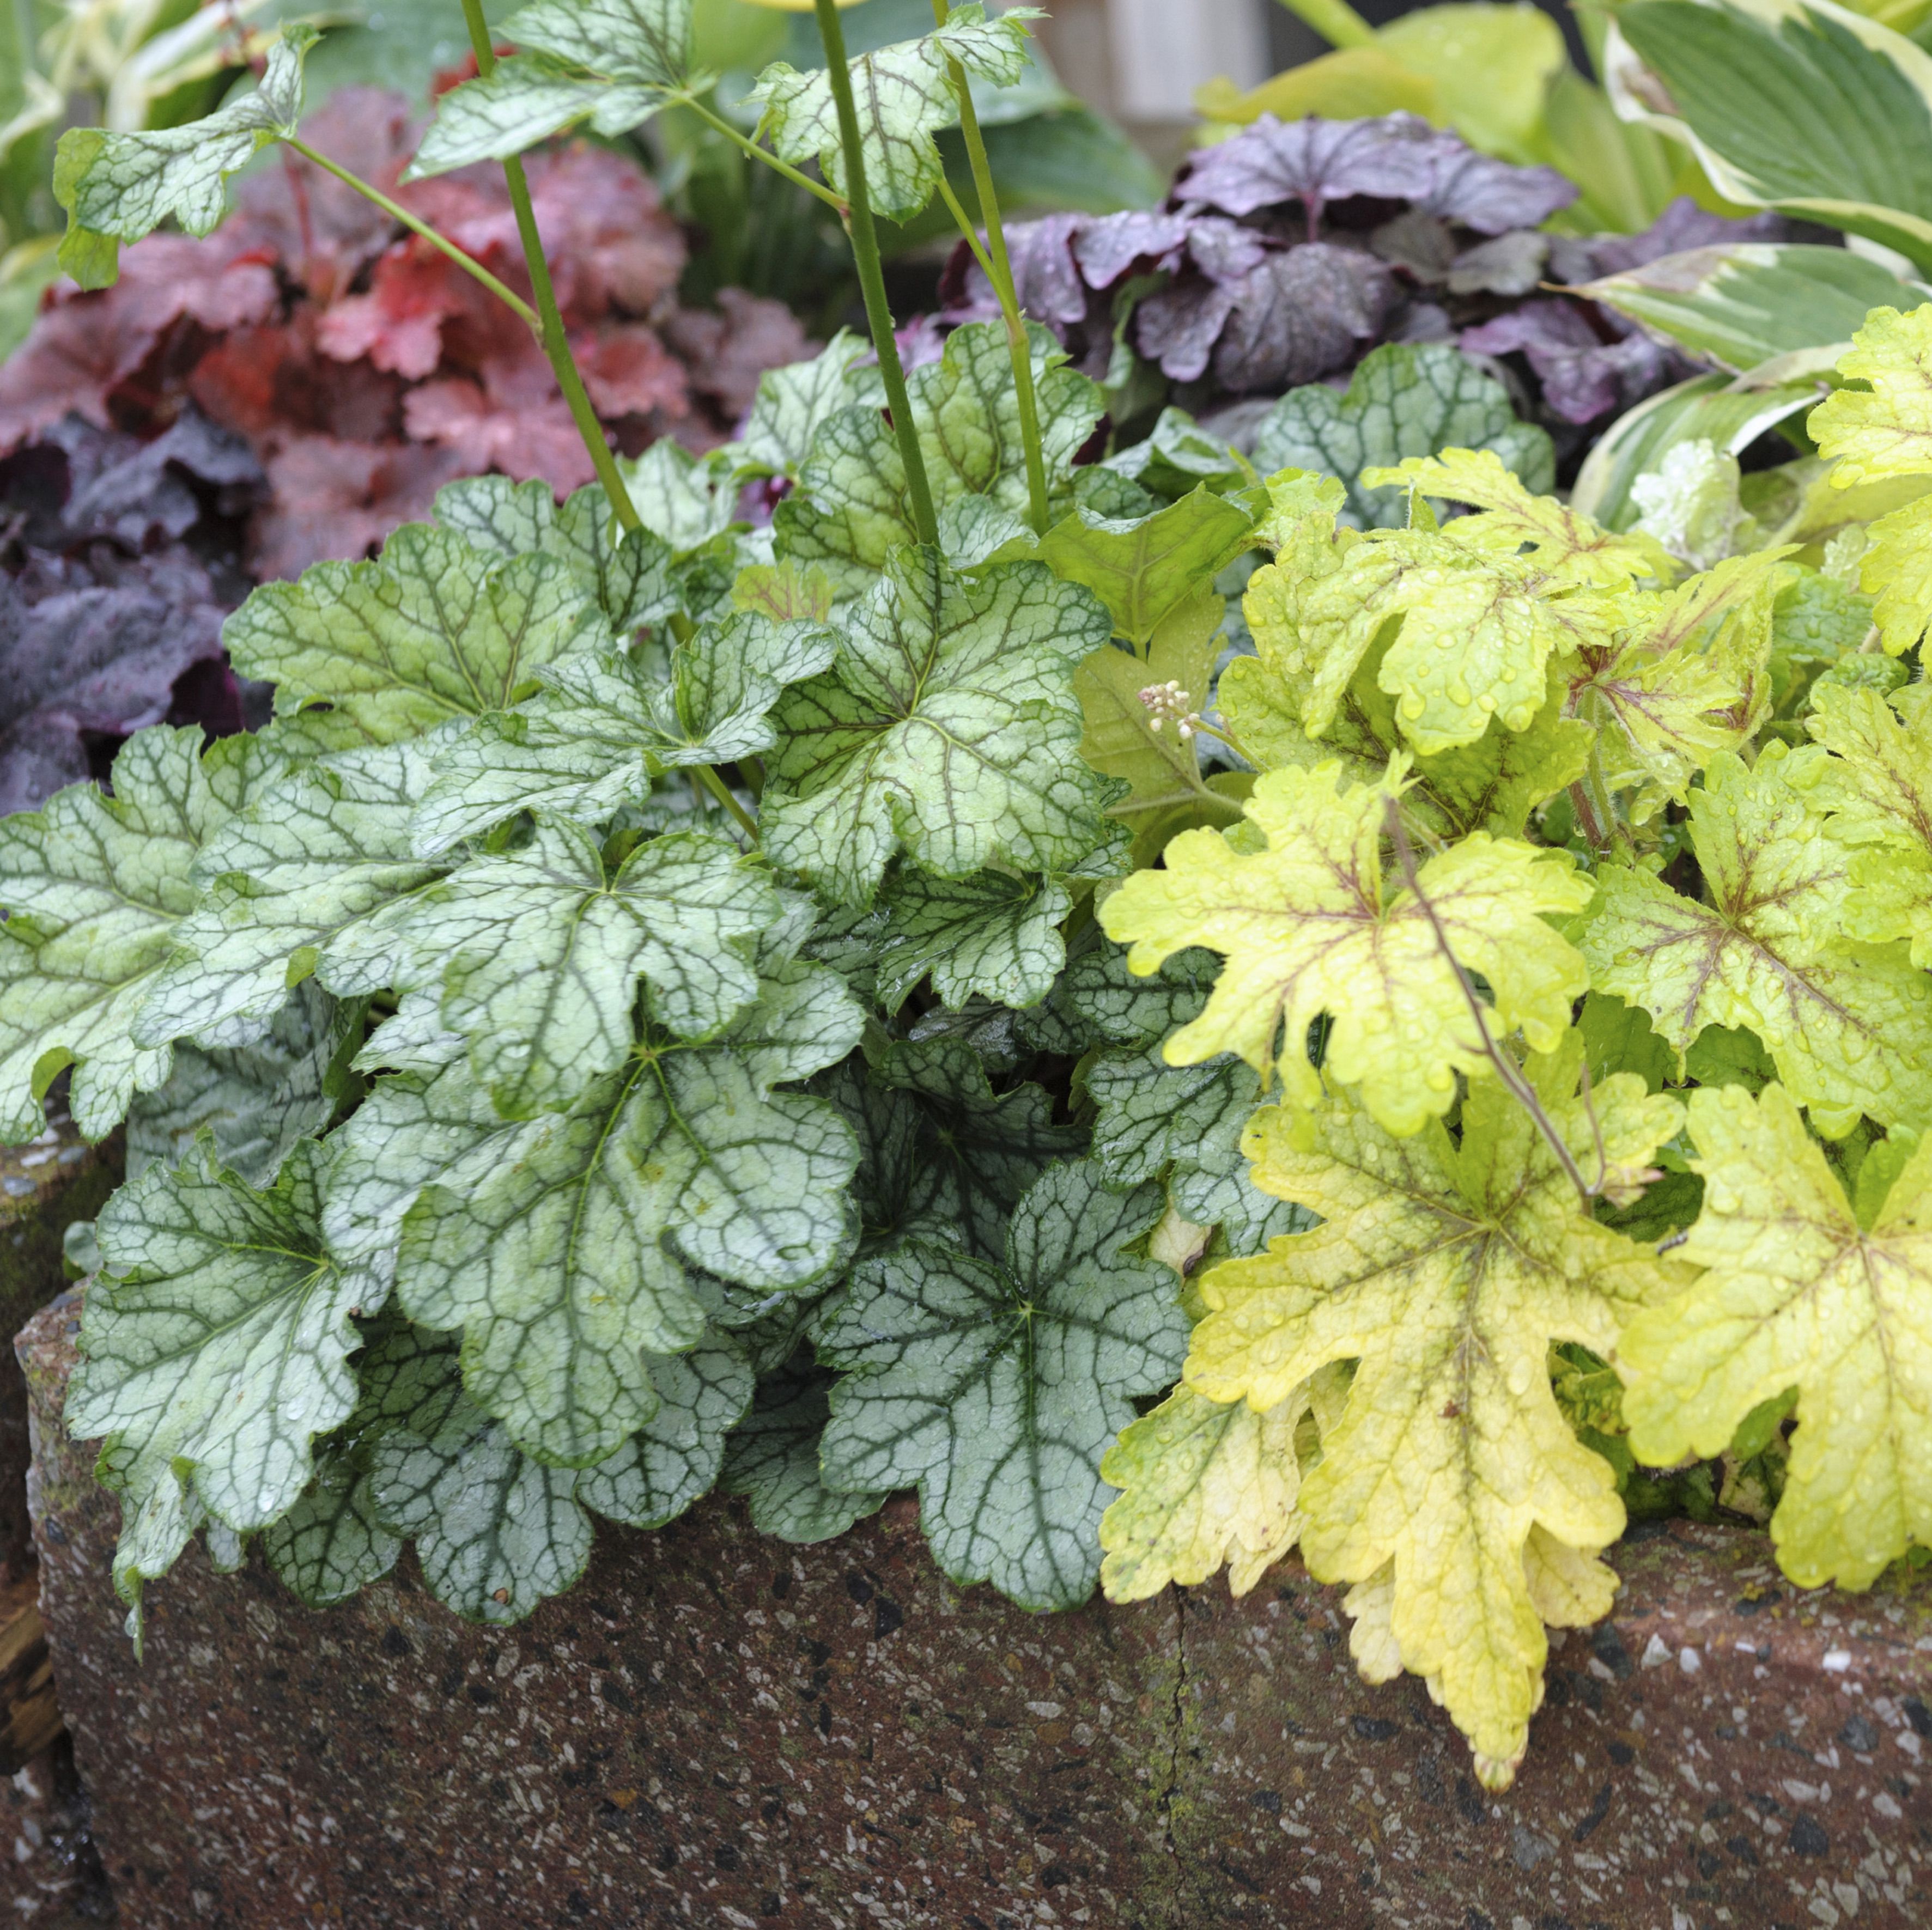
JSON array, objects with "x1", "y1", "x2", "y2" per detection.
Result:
[
  {"x1": 364, "y1": 1326, "x2": 591, "y2": 1623},
  {"x1": 1186, "y1": 1038, "x2": 1685, "y2": 1787},
  {"x1": 0, "y1": 728, "x2": 274, "y2": 1142},
  {"x1": 818, "y1": 1160, "x2": 1188, "y2": 1610},
  {"x1": 224, "y1": 522, "x2": 608, "y2": 752},
  {"x1": 873, "y1": 867, "x2": 1071, "y2": 1014},
  {"x1": 1099, "y1": 1368, "x2": 1350, "y2": 1600},
  {"x1": 870, "y1": 1034, "x2": 1086, "y2": 1259},
  {"x1": 1582, "y1": 748, "x2": 1932, "y2": 1136},
  {"x1": 411, "y1": 613, "x2": 837, "y2": 855},
  {"x1": 763, "y1": 547, "x2": 1116, "y2": 906},
  {"x1": 69, "y1": 1139, "x2": 372, "y2": 1633},
  {"x1": 1619, "y1": 1083, "x2": 1932, "y2": 1590},
  {"x1": 775, "y1": 321, "x2": 1102, "y2": 595},
  {"x1": 135, "y1": 741, "x2": 449, "y2": 1053},
  {"x1": 127, "y1": 982, "x2": 355, "y2": 1187},
  {"x1": 721, "y1": 1354, "x2": 888, "y2": 1544},
  {"x1": 1807, "y1": 683, "x2": 1932, "y2": 966},
  {"x1": 408, "y1": 0, "x2": 696, "y2": 175},
  {"x1": 53, "y1": 26, "x2": 316, "y2": 280},
  {"x1": 391, "y1": 964, "x2": 862, "y2": 1466},
  {"x1": 348, "y1": 820, "x2": 780, "y2": 1117},
  {"x1": 748, "y1": 7, "x2": 1035, "y2": 221},
  {"x1": 435, "y1": 477, "x2": 680, "y2": 636},
  {"x1": 1101, "y1": 758, "x2": 1593, "y2": 1138}
]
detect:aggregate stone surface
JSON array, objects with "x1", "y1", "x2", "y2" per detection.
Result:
[{"x1": 19, "y1": 1292, "x2": 1932, "y2": 1929}]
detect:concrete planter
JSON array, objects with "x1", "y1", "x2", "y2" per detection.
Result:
[{"x1": 19, "y1": 1290, "x2": 1932, "y2": 1930}]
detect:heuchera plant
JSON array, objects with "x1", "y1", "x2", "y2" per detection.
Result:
[{"x1": 5, "y1": 0, "x2": 1932, "y2": 1794}]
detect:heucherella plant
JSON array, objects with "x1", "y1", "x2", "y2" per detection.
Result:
[{"x1": 9, "y1": 0, "x2": 1932, "y2": 1798}]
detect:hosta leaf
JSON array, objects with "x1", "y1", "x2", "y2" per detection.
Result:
[
  {"x1": 1807, "y1": 684, "x2": 1932, "y2": 965},
  {"x1": 1577, "y1": 242, "x2": 1917, "y2": 377},
  {"x1": 364, "y1": 1329, "x2": 590, "y2": 1623},
  {"x1": 53, "y1": 26, "x2": 315, "y2": 269},
  {"x1": 354, "y1": 821, "x2": 779, "y2": 1117},
  {"x1": 775, "y1": 321, "x2": 1102, "y2": 596},
  {"x1": 871, "y1": 1035, "x2": 1086, "y2": 1259},
  {"x1": 413, "y1": 613, "x2": 837, "y2": 855},
  {"x1": 749, "y1": 7, "x2": 1035, "y2": 221},
  {"x1": 722, "y1": 1355, "x2": 888, "y2": 1544},
  {"x1": 1038, "y1": 490, "x2": 1255, "y2": 648},
  {"x1": 1100, "y1": 759, "x2": 1592, "y2": 1138},
  {"x1": 1581, "y1": 749, "x2": 1932, "y2": 1135},
  {"x1": 69, "y1": 1139, "x2": 368, "y2": 1631},
  {"x1": 262, "y1": 1444, "x2": 402, "y2": 1609},
  {"x1": 393, "y1": 965, "x2": 861, "y2": 1466},
  {"x1": 0, "y1": 728, "x2": 272, "y2": 1142},
  {"x1": 818, "y1": 1160, "x2": 1187, "y2": 1610},
  {"x1": 1187, "y1": 1040, "x2": 1684, "y2": 1785},
  {"x1": 874, "y1": 867, "x2": 1071, "y2": 1014},
  {"x1": 224, "y1": 523, "x2": 607, "y2": 750},
  {"x1": 127, "y1": 982, "x2": 355, "y2": 1187},
  {"x1": 1099, "y1": 1373, "x2": 1344, "y2": 1601},
  {"x1": 1620, "y1": 1084, "x2": 1932, "y2": 1588},
  {"x1": 1810, "y1": 305, "x2": 1932, "y2": 652},
  {"x1": 135, "y1": 741, "x2": 448, "y2": 1052},
  {"x1": 409, "y1": 0, "x2": 694, "y2": 175},
  {"x1": 1252, "y1": 345, "x2": 1554, "y2": 531},
  {"x1": 435, "y1": 477, "x2": 679, "y2": 637},
  {"x1": 764, "y1": 547, "x2": 1115, "y2": 906},
  {"x1": 573, "y1": 1334, "x2": 754, "y2": 1529}
]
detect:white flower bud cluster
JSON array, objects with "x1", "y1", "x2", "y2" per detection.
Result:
[{"x1": 1138, "y1": 679, "x2": 1199, "y2": 740}]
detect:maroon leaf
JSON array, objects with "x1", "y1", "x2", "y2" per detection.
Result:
[
  {"x1": 250, "y1": 435, "x2": 466, "y2": 579},
  {"x1": 659, "y1": 289, "x2": 811, "y2": 423},
  {"x1": 317, "y1": 243, "x2": 478, "y2": 380},
  {"x1": 575, "y1": 323, "x2": 691, "y2": 421},
  {"x1": 0, "y1": 296, "x2": 166, "y2": 454}
]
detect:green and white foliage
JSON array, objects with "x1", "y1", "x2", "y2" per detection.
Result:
[
  {"x1": 749, "y1": 7, "x2": 1038, "y2": 221},
  {"x1": 410, "y1": 0, "x2": 702, "y2": 175},
  {"x1": 818, "y1": 1160, "x2": 1187, "y2": 1609}
]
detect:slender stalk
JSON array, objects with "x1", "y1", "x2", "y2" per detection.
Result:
[
  {"x1": 456, "y1": 0, "x2": 642, "y2": 533},
  {"x1": 929, "y1": 0, "x2": 1049, "y2": 534},
  {"x1": 936, "y1": 175, "x2": 997, "y2": 284},
  {"x1": 697, "y1": 765, "x2": 761, "y2": 841},
  {"x1": 1274, "y1": 0, "x2": 1378, "y2": 49},
  {"x1": 1383, "y1": 799, "x2": 1597, "y2": 1210},
  {"x1": 284, "y1": 138, "x2": 539, "y2": 328},
  {"x1": 678, "y1": 94, "x2": 850, "y2": 214},
  {"x1": 813, "y1": 0, "x2": 939, "y2": 546}
]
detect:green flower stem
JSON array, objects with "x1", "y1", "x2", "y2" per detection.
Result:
[
  {"x1": 936, "y1": 175, "x2": 997, "y2": 283},
  {"x1": 1275, "y1": 0, "x2": 1378, "y2": 49},
  {"x1": 813, "y1": 0, "x2": 939, "y2": 547},
  {"x1": 677, "y1": 94, "x2": 851, "y2": 214},
  {"x1": 457, "y1": 0, "x2": 643, "y2": 536},
  {"x1": 283, "y1": 138, "x2": 539, "y2": 328},
  {"x1": 697, "y1": 765, "x2": 761, "y2": 841},
  {"x1": 930, "y1": 0, "x2": 1050, "y2": 535}
]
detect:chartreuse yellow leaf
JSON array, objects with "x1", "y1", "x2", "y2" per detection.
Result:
[
  {"x1": 1248, "y1": 453, "x2": 1658, "y2": 757},
  {"x1": 1187, "y1": 1036, "x2": 1685, "y2": 1785},
  {"x1": 1620, "y1": 1083, "x2": 1932, "y2": 1589},
  {"x1": 1098, "y1": 1365, "x2": 1349, "y2": 1601},
  {"x1": 1811, "y1": 305, "x2": 1932, "y2": 653},
  {"x1": 1098, "y1": 759, "x2": 1592, "y2": 1138},
  {"x1": 1582, "y1": 748, "x2": 1932, "y2": 1136},
  {"x1": 1807, "y1": 683, "x2": 1932, "y2": 965},
  {"x1": 1362, "y1": 449, "x2": 1675, "y2": 588}
]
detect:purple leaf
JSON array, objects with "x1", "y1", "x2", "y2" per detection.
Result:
[
  {"x1": 1405, "y1": 141, "x2": 1575, "y2": 236},
  {"x1": 1550, "y1": 197, "x2": 1800, "y2": 284},
  {"x1": 1071, "y1": 210, "x2": 1192, "y2": 288},
  {"x1": 1211, "y1": 244, "x2": 1397, "y2": 393},
  {"x1": 1177, "y1": 113, "x2": 1444, "y2": 226},
  {"x1": 1461, "y1": 299, "x2": 1673, "y2": 425}
]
